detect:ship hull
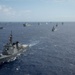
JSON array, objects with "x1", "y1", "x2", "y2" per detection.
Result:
[{"x1": 0, "y1": 45, "x2": 28, "y2": 65}]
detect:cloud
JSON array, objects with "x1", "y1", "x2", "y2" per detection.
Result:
[
  {"x1": 15, "y1": 10, "x2": 32, "y2": 20},
  {"x1": 0, "y1": 5, "x2": 32, "y2": 21},
  {"x1": 0, "y1": 5, "x2": 32, "y2": 15},
  {"x1": 19, "y1": 10, "x2": 32, "y2": 14},
  {"x1": 0, "y1": 5, "x2": 16, "y2": 16}
]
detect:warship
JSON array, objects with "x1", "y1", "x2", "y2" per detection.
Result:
[
  {"x1": 52, "y1": 26, "x2": 55, "y2": 32},
  {"x1": 0, "y1": 31, "x2": 29, "y2": 64},
  {"x1": 23, "y1": 23, "x2": 26, "y2": 27},
  {"x1": 56, "y1": 24, "x2": 58, "y2": 27}
]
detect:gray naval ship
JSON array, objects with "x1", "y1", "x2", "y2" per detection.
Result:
[{"x1": 0, "y1": 31, "x2": 29, "y2": 64}]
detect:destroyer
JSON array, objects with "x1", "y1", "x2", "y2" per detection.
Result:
[
  {"x1": 0, "y1": 31, "x2": 28, "y2": 64},
  {"x1": 52, "y1": 26, "x2": 55, "y2": 32}
]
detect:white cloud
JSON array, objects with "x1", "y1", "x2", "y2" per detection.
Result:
[
  {"x1": 14, "y1": 10, "x2": 32, "y2": 19},
  {"x1": 0, "y1": 5, "x2": 32, "y2": 21},
  {"x1": 0, "y1": 5, "x2": 16, "y2": 16},
  {"x1": 0, "y1": 5, "x2": 32, "y2": 16}
]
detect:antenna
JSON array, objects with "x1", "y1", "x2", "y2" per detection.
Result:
[{"x1": 9, "y1": 31, "x2": 13, "y2": 44}]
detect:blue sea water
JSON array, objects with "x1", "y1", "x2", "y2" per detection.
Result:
[{"x1": 0, "y1": 22, "x2": 75, "y2": 75}]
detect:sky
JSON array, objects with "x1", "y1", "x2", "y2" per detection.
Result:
[{"x1": 0, "y1": 0, "x2": 75, "y2": 22}]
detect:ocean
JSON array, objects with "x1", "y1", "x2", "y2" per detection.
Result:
[{"x1": 0, "y1": 22, "x2": 75, "y2": 75}]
